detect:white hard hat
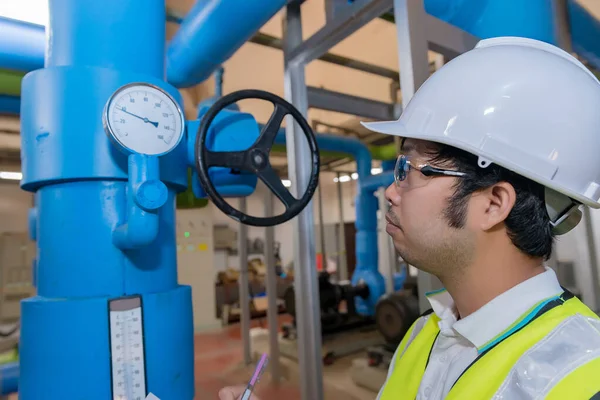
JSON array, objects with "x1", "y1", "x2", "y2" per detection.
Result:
[{"x1": 363, "y1": 37, "x2": 600, "y2": 234}]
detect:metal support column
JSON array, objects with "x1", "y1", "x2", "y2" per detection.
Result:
[
  {"x1": 377, "y1": 187, "x2": 394, "y2": 294},
  {"x1": 317, "y1": 185, "x2": 328, "y2": 272},
  {"x1": 552, "y1": 0, "x2": 573, "y2": 52},
  {"x1": 336, "y1": 173, "x2": 348, "y2": 281},
  {"x1": 263, "y1": 192, "x2": 281, "y2": 382},
  {"x1": 282, "y1": 3, "x2": 324, "y2": 400},
  {"x1": 394, "y1": 0, "x2": 443, "y2": 312},
  {"x1": 583, "y1": 208, "x2": 600, "y2": 312},
  {"x1": 238, "y1": 197, "x2": 252, "y2": 365}
]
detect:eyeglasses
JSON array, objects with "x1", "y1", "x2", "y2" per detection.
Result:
[{"x1": 394, "y1": 154, "x2": 468, "y2": 189}]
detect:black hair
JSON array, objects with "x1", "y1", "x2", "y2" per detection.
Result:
[{"x1": 424, "y1": 143, "x2": 554, "y2": 260}]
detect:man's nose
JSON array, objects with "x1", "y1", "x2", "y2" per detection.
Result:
[{"x1": 385, "y1": 182, "x2": 398, "y2": 205}]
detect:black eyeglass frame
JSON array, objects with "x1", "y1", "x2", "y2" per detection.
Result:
[{"x1": 394, "y1": 154, "x2": 468, "y2": 187}]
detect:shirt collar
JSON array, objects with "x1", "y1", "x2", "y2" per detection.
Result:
[{"x1": 425, "y1": 267, "x2": 564, "y2": 352}]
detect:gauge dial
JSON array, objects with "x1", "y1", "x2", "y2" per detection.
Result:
[{"x1": 103, "y1": 83, "x2": 185, "y2": 156}]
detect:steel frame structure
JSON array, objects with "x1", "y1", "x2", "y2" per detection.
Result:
[{"x1": 280, "y1": 1, "x2": 478, "y2": 398}]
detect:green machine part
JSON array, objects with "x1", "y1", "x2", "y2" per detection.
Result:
[
  {"x1": 0, "y1": 69, "x2": 25, "y2": 97},
  {"x1": 272, "y1": 143, "x2": 397, "y2": 162},
  {"x1": 176, "y1": 168, "x2": 209, "y2": 209}
]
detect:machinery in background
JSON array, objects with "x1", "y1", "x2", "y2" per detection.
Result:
[
  {"x1": 283, "y1": 271, "x2": 372, "y2": 337},
  {"x1": 216, "y1": 248, "x2": 290, "y2": 325},
  {"x1": 367, "y1": 289, "x2": 420, "y2": 368},
  {"x1": 280, "y1": 263, "x2": 420, "y2": 365}
]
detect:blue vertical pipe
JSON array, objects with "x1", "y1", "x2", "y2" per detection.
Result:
[
  {"x1": 18, "y1": 1, "x2": 192, "y2": 399},
  {"x1": 275, "y1": 131, "x2": 386, "y2": 315}
]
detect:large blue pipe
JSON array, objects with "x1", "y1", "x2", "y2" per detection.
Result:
[
  {"x1": 275, "y1": 131, "x2": 388, "y2": 315},
  {"x1": 5, "y1": 1, "x2": 600, "y2": 78},
  {"x1": 19, "y1": 1, "x2": 192, "y2": 399},
  {"x1": 0, "y1": 361, "x2": 18, "y2": 395},
  {"x1": 0, "y1": 17, "x2": 45, "y2": 72},
  {"x1": 361, "y1": 171, "x2": 394, "y2": 193},
  {"x1": 166, "y1": 0, "x2": 287, "y2": 87},
  {"x1": 0, "y1": 95, "x2": 20, "y2": 115}
]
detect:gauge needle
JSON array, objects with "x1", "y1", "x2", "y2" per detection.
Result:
[{"x1": 117, "y1": 107, "x2": 159, "y2": 128}]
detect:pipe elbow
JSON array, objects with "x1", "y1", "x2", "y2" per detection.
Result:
[{"x1": 113, "y1": 209, "x2": 160, "y2": 249}]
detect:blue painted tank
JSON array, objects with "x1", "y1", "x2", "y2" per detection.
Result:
[{"x1": 18, "y1": 1, "x2": 193, "y2": 399}]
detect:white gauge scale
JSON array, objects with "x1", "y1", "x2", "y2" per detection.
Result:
[
  {"x1": 109, "y1": 296, "x2": 147, "y2": 400},
  {"x1": 103, "y1": 83, "x2": 185, "y2": 156}
]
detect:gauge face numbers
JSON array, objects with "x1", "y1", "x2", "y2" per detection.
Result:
[{"x1": 104, "y1": 84, "x2": 184, "y2": 156}]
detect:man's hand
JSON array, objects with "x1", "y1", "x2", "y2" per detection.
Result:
[{"x1": 218, "y1": 385, "x2": 261, "y2": 400}]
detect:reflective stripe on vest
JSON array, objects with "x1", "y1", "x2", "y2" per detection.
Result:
[{"x1": 379, "y1": 293, "x2": 600, "y2": 400}]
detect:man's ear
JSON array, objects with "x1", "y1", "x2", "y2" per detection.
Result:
[{"x1": 479, "y1": 182, "x2": 516, "y2": 230}]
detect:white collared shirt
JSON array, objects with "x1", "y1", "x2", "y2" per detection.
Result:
[{"x1": 378, "y1": 267, "x2": 565, "y2": 400}]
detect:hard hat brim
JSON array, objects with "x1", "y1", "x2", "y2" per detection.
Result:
[{"x1": 361, "y1": 120, "x2": 600, "y2": 209}]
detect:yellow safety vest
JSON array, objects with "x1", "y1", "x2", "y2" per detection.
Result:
[{"x1": 379, "y1": 291, "x2": 600, "y2": 400}]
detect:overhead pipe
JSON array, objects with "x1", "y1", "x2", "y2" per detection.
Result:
[
  {"x1": 0, "y1": 95, "x2": 20, "y2": 115},
  {"x1": 275, "y1": 130, "x2": 387, "y2": 315},
  {"x1": 0, "y1": 361, "x2": 18, "y2": 395},
  {"x1": 4, "y1": 1, "x2": 600, "y2": 79},
  {"x1": 0, "y1": 17, "x2": 45, "y2": 73},
  {"x1": 166, "y1": 0, "x2": 288, "y2": 88},
  {"x1": 361, "y1": 171, "x2": 394, "y2": 193}
]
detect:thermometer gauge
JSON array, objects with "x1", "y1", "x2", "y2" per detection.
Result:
[{"x1": 103, "y1": 83, "x2": 185, "y2": 156}]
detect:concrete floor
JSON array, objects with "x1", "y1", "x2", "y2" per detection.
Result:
[{"x1": 195, "y1": 314, "x2": 381, "y2": 400}]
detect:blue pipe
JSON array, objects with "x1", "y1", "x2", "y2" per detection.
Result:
[
  {"x1": 0, "y1": 17, "x2": 45, "y2": 72},
  {"x1": 4, "y1": 1, "x2": 600, "y2": 76},
  {"x1": 382, "y1": 159, "x2": 396, "y2": 172},
  {"x1": 275, "y1": 130, "x2": 386, "y2": 315},
  {"x1": 0, "y1": 361, "x2": 18, "y2": 395},
  {"x1": 112, "y1": 154, "x2": 168, "y2": 250},
  {"x1": 361, "y1": 171, "x2": 394, "y2": 193},
  {"x1": 166, "y1": 0, "x2": 288, "y2": 87},
  {"x1": 569, "y1": 0, "x2": 600, "y2": 70},
  {"x1": 0, "y1": 95, "x2": 20, "y2": 114},
  {"x1": 19, "y1": 1, "x2": 192, "y2": 399},
  {"x1": 425, "y1": 0, "x2": 555, "y2": 43}
]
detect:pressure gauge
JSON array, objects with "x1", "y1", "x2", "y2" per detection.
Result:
[{"x1": 103, "y1": 83, "x2": 185, "y2": 156}]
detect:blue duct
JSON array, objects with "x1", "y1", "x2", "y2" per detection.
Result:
[
  {"x1": 4, "y1": 1, "x2": 600, "y2": 79},
  {"x1": 275, "y1": 131, "x2": 387, "y2": 315},
  {"x1": 166, "y1": 0, "x2": 288, "y2": 88},
  {"x1": 0, "y1": 95, "x2": 20, "y2": 114},
  {"x1": 0, "y1": 361, "x2": 18, "y2": 395}
]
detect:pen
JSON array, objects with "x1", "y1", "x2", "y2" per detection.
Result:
[{"x1": 240, "y1": 353, "x2": 269, "y2": 400}]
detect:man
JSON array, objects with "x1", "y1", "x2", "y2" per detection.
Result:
[{"x1": 220, "y1": 36, "x2": 600, "y2": 399}]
